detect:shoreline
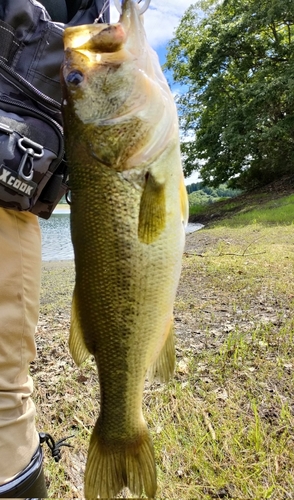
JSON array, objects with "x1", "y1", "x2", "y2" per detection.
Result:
[{"x1": 41, "y1": 225, "x2": 204, "y2": 268}]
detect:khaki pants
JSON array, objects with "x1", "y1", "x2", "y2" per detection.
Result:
[{"x1": 0, "y1": 208, "x2": 41, "y2": 483}]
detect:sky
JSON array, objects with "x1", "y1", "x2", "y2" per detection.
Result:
[
  {"x1": 110, "y1": 0, "x2": 200, "y2": 184},
  {"x1": 110, "y1": 0, "x2": 194, "y2": 53}
]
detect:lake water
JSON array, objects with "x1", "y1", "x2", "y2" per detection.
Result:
[{"x1": 39, "y1": 211, "x2": 203, "y2": 261}]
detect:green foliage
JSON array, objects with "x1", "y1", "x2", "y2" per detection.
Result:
[
  {"x1": 166, "y1": 0, "x2": 294, "y2": 189},
  {"x1": 187, "y1": 182, "x2": 242, "y2": 212},
  {"x1": 186, "y1": 181, "x2": 242, "y2": 197},
  {"x1": 188, "y1": 190, "x2": 219, "y2": 206}
]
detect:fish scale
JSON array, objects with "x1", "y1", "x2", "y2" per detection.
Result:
[{"x1": 61, "y1": 0, "x2": 188, "y2": 497}]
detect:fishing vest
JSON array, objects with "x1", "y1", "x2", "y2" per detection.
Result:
[{"x1": 0, "y1": 0, "x2": 109, "y2": 218}]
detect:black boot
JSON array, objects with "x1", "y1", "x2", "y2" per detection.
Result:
[{"x1": 0, "y1": 445, "x2": 48, "y2": 498}]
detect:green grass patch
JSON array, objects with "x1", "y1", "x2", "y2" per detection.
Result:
[
  {"x1": 189, "y1": 204, "x2": 210, "y2": 216},
  {"x1": 220, "y1": 194, "x2": 294, "y2": 227},
  {"x1": 145, "y1": 310, "x2": 294, "y2": 498}
]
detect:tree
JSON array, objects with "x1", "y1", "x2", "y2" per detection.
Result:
[{"x1": 166, "y1": 0, "x2": 294, "y2": 189}]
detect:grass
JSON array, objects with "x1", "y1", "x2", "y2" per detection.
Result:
[
  {"x1": 190, "y1": 191, "x2": 294, "y2": 227},
  {"x1": 188, "y1": 204, "x2": 210, "y2": 217},
  {"x1": 167, "y1": 223, "x2": 294, "y2": 498},
  {"x1": 33, "y1": 194, "x2": 294, "y2": 499},
  {"x1": 222, "y1": 194, "x2": 294, "y2": 226}
]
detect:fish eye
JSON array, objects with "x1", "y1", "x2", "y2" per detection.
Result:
[{"x1": 66, "y1": 70, "x2": 84, "y2": 86}]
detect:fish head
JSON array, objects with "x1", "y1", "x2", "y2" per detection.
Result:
[{"x1": 62, "y1": 0, "x2": 178, "y2": 172}]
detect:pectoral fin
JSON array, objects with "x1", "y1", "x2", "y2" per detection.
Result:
[
  {"x1": 69, "y1": 287, "x2": 90, "y2": 366},
  {"x1": 148, "y1": 319, "x2": 175, "y2": 383},
  {"x1": 180, "y1": 174, "x2": 189, "y2": 226},
  {"x1": 138, "y1": 172, "x2": 166, "y2": 244}
]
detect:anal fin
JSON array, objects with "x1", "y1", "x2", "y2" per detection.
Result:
[
  {"x1": 148, "y1": 320, "x2": 175, "y2": 383},
  {"x1": 69, "y1": 287, "x2": 90, "y2": 366}
]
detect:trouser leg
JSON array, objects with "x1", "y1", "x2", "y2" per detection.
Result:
[
  {"x1": 0, "y1": 444, "x2": 48, "y2": 498},
  {"x1": 0, "y1": 209, "x2": 41, "y2": 483}
]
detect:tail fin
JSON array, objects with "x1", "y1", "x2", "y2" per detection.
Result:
[{"x1": 84, "y1": 419, "x2": 157, "y2": 499}]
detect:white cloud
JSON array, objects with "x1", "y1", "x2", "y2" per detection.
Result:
[
  {"x1": 110, "y1": 0, "x2": 194, "y2": 48},
  {"x1": 184, "y1": 171, "x2": 200, "y2": 185},
  {"x1": 144, "y1": 0, "x2": 194, "y2": 47}
]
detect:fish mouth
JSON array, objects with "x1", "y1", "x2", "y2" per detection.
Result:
[
  {"x1": 62, "y1": 0, "x2": 178, "y2": 168},
  {"x1": 63, "y1": 23, "x2": 127, "y2": 57},
  {"x1": 63, "y1": 0, "x2": 139, "y2": 58},
  {"x1": 62, "y1": 0, "x2": 148, "y2": 120}
]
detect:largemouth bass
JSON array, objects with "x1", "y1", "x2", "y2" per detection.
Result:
[{"x1": 62, "y1": 0, "x2": 188, "y2": 497}]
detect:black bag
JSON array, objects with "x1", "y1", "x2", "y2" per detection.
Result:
[{"x1": 0, "y1": 0, "x2": 109, "y2": 219}]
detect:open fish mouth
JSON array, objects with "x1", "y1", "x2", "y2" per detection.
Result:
[
  {"x1": 63, "y1": 0, "x2": 148, "y2": 57},
  {"x1": 62, "y1": 0, "x2": 177, "y2": 168},
  {"x1": 63, "y1": 23, "x2": 127, "y2": 57}
]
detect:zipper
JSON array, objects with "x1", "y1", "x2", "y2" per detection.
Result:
[
  {"x1": 0, "y1": 60, "x2": 61, "y2": 116},
  {"x1": 0, "y1": 95, "x2": 63, "y2": 135},
  {"x1": 0, "y1": 96, "x2": 64, "y2": 168}
]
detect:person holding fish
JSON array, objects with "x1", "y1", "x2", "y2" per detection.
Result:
[{"x1": 0, "y1": 0, "x2": 109, "y2": 497}]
